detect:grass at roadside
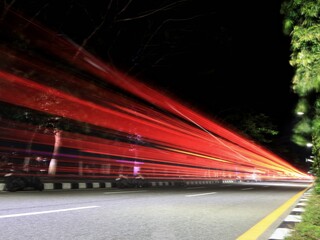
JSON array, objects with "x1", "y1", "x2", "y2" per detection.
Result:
[{"x1": 285, "y1": 180, "x2": 320, "y2": 240}]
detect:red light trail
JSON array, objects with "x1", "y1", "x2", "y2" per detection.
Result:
[{"x1": 0, "y1": 10, "x2": 311, "y2": 181}]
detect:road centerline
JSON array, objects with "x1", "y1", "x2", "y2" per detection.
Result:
[
  {"x1": 185, "y1": 192, "x2": 217, "y2": 197},
  {"x1": 0, "y1": 206, "x2": 100, "y2": 219}
]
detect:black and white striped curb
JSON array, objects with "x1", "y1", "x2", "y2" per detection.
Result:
[
  {"x1": 0, "y1": 179, "x2": 235, "y2": 191},
  {"x1": 151, "y1": 179, "x2": 234, "y2": 187},
  {"x1": 0, "y1": 182, "x2": 113, "y2": 191},
  {"x1": 268, "y1": 188, "x2": 313, "y2": 240}
]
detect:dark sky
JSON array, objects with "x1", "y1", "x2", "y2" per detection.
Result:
[{"x1": 3, "y1": 1, "x2": 308, "y2": 168}]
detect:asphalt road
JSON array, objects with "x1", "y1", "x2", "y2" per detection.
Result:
[{"x1": 0, "y1": 181, "x2": 311, "y2": 240}]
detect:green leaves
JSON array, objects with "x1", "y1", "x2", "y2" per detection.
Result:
[
  {"x1": 281, "y1": 0, "x2": 320, "y2": 176},
  {"x1": 223, "y1": 111, "x2": 279, "y2": 144}
]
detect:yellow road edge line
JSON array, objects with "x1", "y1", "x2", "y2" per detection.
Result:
[{"x1": 236, "y1": 184, "x2": 313, "y2": 240}]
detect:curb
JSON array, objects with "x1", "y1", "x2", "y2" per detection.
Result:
[
  {"x1": 43, "y1": 182, "x2": 113, "y2": 190},
  {"x1": 0, "y1": 179, "x2": 235, "y2": 191},
  {"x1": 268, "y1": 188, "x2": 313, "y2": 240}
]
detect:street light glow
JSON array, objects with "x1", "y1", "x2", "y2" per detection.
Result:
[{"x1": 306, "y1": 143, "x2": 313, "y2": 148}]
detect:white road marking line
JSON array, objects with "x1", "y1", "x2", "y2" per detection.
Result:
[
  {"x1": 0, "y1": 206, "x2": 100, "y2": 219},
  {"x1": 185, "y1": 192, "x2": 217, "y2": 197}
]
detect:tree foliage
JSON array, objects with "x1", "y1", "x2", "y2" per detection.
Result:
[
  {"x1": 281, "y1": 0, "x2": 320, "y2": 176},
  {"x1": 221, "y1": 111, "x2": 279, "y2": 145}
]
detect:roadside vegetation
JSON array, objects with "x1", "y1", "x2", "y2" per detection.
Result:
[
  {"x1": 285, "y1": 180, "x2": 320, "y2": 240},
  {"x1": 280, "y1": 2, "x2": 320, "y2": 238},
  {"x1": 281, "y1": 0, "x2": 320, "y2": 178},
  {"x1": 280, "y1": 0, "x2": 320, "y2": 236}
]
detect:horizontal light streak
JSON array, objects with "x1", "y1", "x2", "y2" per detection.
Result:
[{"x1": 0, "y1": 9, "x2": 312, "y2": 182}]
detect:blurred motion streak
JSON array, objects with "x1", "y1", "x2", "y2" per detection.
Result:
[{"x1": 0, "y1": 10, "x2": 312, "y2": 181}]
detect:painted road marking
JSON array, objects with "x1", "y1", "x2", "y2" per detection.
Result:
[
  {"x1": 0, "y1": 206, "x2": 100, "y2": 219},
  {"x1": 236, "y1": 185, "x2": 312, "y2": 240},
  {"x1": 186, "y1": 192, "x2": 217, "y2": 197}
]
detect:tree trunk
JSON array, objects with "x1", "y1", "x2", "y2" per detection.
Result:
[
  {"x1": 48, "y1": 129, "x2": 62, "y2": 175},
  {"x1": 23, "y1": 127, "x2": 39, "y2": 172}
]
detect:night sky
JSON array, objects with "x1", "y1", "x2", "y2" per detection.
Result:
[{"x1": 3, "y1": 1, "x2": 307, "y2": 168}]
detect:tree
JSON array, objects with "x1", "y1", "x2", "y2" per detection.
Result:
[
  {"x1": 0, "y1": 8, "x2": 81, "y2": 176},
  {"x1": 281, "y1": 0, "x2": 320, "y2": 177},
  {"x1": 237, "y1": 113, "x2": 279, "y2": 144},
  {"x1": 219, "y1": 109, "x2": 279, "y2": 145}
]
